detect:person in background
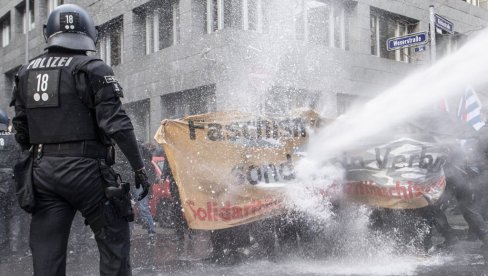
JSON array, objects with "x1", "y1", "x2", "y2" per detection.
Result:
[
  {"x1": 454, "y1": 128, "x2": 488, "y2": 259},
  {"x1": 137, "y1": 142, "x2": 158, "y2": 244},
  {"x1": 435, "y1": 130, "x2": 488, "y2": 262},
  {"x1": 0, "y1": 111, "x2": 29, "y2": 259},
  {"x1": 160, "y1": 153, "x2": 189, "y2": 245},
  {"x1": 114, "y1": 141, "x2": 157, "y2": 244}
]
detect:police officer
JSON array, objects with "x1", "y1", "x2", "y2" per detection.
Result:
[
  {"x1": 455, "y1": 128, "x2": 488, "y2": 257},
  {"x1": 160, "y1": 155, "x2": 188, "y2": 243},
  {"x1": 436, "y1": 132, "x2": 488, "y2": 263},
  {"x1": 10, "y1": 4, "x2": 150, "y2": 276},
  {"x1": 0, "y1": 110, "x2": 21, "y2": 258},
  {"x1": 0, "y1": 110, "x2": 11, "y2": 251},
  {"x1": 0, "y1": 109, "x2": 8, "y2": 131}
]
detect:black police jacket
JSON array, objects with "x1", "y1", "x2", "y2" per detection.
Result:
[
  {"x1": 0, "y1": 131, "x2": 18, "y2": 195},
  {"x1": 0, "y1": 131, "x2": 19, "y2": 168},
  {"x1": 11, "y1": 51, "x2": 133, "y2": 147}
]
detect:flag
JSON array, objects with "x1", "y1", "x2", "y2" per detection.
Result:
[
  {"x1": 457, "y1": 86, "x2": 485, "y2": 131},
  {"x1": 435, "y1": 97, "x2": 450, "y2": 112}
]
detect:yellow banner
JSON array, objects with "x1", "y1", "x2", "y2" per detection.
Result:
[
  {"x1": 154, "y1": 111, "x2": 445, "y2": 230},
  {"x1": 154, "y1": 111, "x2": 320, "y2": 230}
]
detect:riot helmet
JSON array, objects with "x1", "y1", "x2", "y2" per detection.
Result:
[{"x1": 43, "y1": 4, "x2": 98, "y2": 52}]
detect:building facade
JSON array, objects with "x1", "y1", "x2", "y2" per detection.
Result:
[{"x1": 1, "y1": 0, "x2": 487, "y2": 142}]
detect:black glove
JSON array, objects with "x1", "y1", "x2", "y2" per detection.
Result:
[{"x1": 135, "y1": 168, "x2": 151, "y2": 201}]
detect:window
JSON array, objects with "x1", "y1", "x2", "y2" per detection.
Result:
[
  {"x1": 205, "y1": 0, "x2": 267, "y2": 33},
  {"x1": 98, "y1": 17, "x2": 123, "y2": 66},
  {"x1": 480, "y1": 0, "x2": 488, "y2": 9},
  {"x1": 134, "y1": 0, "x2": 179, "y2": 55},
  {"x1": 265, "y1": 86, "x2": 319, "y2": 116},
  {"x1": 206, "y1": 0, "x2": 223, "y2": 32},
  {"x1": 243, "y1": 0, "x2": 267, "y2": 32},
  {"x1": 436, "y1": 31, "x2": 466, "y2": 59},
  {"x1": 124, "y1": 99, "x2": 150, "y2": 142},
  {"x1": 20, "y1": 0, "x2": 35, "y2": 33},
  {"x1": 161, "y1": 85, "x2": 216, "y2": 119},
  {"x1": 294, "y1": 0, "x2": 351, "y2": 50},
  {"x1": 47, "y1": 0, "x2": 63, "y2": 15},
  {"x1": 337, "y1": 93, "x2": 358, "y2": 115},
  {"x1": 463, "y1": 0, "x2": 480, "y2": 6},
  {"x1": 4, "y1": 68, "x2": 18, "y2": 110},
  {"x1": 370, "y1": 8, "x2": 418, "y2": 63},
  {"x1": 1, "y1": 14, "x2": 10, "y2": 47}
]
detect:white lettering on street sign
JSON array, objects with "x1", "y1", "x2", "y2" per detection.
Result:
[
  {"x1": 434, "y1": 14, "x2": 454, "y2": 34},
  {"x1": 386, "y1": 32, "x2": 428, "y2": 51},
  {"x1": 415, "y1": 46, "x2": 426, "y2": 53}
]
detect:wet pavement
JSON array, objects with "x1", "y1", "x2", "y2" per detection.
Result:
[{"x1": 1, "y1": 215, "x2": 488, "y2": 276}]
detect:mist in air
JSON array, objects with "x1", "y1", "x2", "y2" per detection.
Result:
[{"x1": 274, "y1": 28, "x2": 488, "y2": 275}]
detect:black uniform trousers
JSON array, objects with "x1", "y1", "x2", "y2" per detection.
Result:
[
  {"x1": 30, "y1": 155, "x2": 131, "y2": 276},
  {"x1": 168, "y1": 176, "x2": 187, "y2": 240},
  {"x1": 456, "y1": 171, "x2": 488, "y2": 243},
  {"x1": 447, "y1": 166, "x2": 488, "y2": 243}
]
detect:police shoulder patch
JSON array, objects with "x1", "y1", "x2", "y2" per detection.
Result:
[
  {"x1": 104, "y1": 76, "x2": 116, "y2": 83},
  {"x1": 104, "y1": 76, "x2": 124, "y2": 98},
  {"x1": 88, "y1": 61, "x2": 124, "y2": 98}
]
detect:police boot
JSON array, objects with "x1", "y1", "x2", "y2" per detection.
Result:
[
  {"x1": 223, "y1": 248, "x2": 241, "y2": 265},
  {"x1": 203, "y1": 249, "x2": 224, "y2": 264},
  {"x1": 466, "y1": 228, "x2": 478, "y2": 241},
  {"x1": 481, "y1": 245, "x2": 488, "y2": 265},
  {"x1": 212, "y1": 248, "x2": 241, "y2": 266},
  {"x1": 9, "y1": 231, "x2": 20, "y2": 255},
  {"x1": 441, "y1": 232, "x2": 458, "y2": 249}
]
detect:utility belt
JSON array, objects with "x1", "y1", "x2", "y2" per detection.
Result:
[
  {"x1": 31, "y1": 141, "x2": 134, "y2": 226},
  {"x1": 34, "y1": 140, "x2": 112, "y2": 161}
]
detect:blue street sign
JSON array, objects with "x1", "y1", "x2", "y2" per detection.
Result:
[
  {"x1": 386, "y1": 32, "x2": 428, "y2": 51},
  {"x1": 414, "y1": 45, "x2": 426, "y2": 52},
  {"x1": 434, "y1": 14, "x2": 454, "y2": 34}
]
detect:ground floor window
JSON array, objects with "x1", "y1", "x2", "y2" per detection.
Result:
[
  {"x1": 161, "y1": 85, "x2": 217, "y2": 119},
  {"x1": 123, "y1": 99, "x2": 151, "y2": 142},
  {"x1": 336, "y1": 93, "x2": 358, "y2": 115},
  {"x1": 265, "y1": 86, "x2": 319, "y2": 116}
]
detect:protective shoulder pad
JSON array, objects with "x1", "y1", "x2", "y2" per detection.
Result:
[{"x1": 73, "y1": 56, "x2": 102, "y2": 74}]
